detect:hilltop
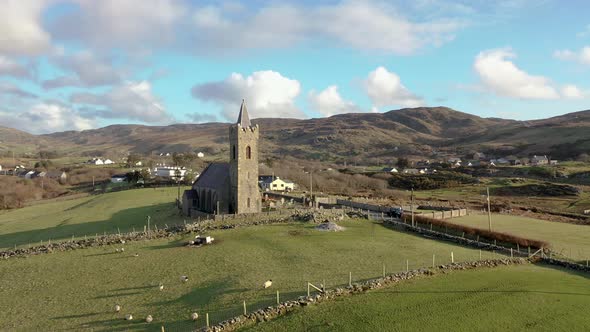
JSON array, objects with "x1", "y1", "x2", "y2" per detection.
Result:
[{"x1": 2, "y1": 107, "x2": 590, "y2": 162}]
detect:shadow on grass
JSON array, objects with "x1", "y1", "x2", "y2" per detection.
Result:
[
  {"x1": 376, "y1": 289, "x2": 590, "y2": 296},
  {"x1": 0, "y1": 203, "x2": 183, "y2": 249}
]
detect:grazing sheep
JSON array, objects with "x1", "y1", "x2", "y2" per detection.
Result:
[
  {"x1": 191, "y1": 312, "x2": 199, "y2": 321},
  {"x1": 133, "y1": 253, "x2": 139, "y2": 257},
  {"x1": 263, "y1": 280, "x2": 273, "y2": 289},
  {"x1": 125, "y1": 314, "x2": 133, "y2": 321},
  {"x1": 120, "y1": 248, "x2": 125, "y2": 252},
  {"x1": 145, "y1": 315, "x2": 153, "y2": 323},
  {"x1": 180, "y1": 275, "x2": 189, "y2": 282},
  {"x1": 120, "y1": 240, "x2": 125, "y2": 244},
  {"x1": 115, "y1": 248, "x2": 120, "y2": 253},
  {"x1": 114, "y1": 304, "x2": 121, "y2": 312},
  {"x1": 159, "y1": 284, "x2": 164, "y2": 291}
]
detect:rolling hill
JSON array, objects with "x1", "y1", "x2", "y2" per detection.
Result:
[{"x1": 2, "y1": 107, "x2": 590, "y2": 162}]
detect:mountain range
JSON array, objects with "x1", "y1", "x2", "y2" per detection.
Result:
[{"x1": 2, "y1": 107, "x2": 590, "y2": 163}]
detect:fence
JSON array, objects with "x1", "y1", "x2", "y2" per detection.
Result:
[{"x1": 159, "y1": 250, "x2": 512, "y2": 331}]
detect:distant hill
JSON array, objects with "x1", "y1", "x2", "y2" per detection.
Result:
[{"x1": 3, "y1": 107, "x2": 590, "y2": 162}]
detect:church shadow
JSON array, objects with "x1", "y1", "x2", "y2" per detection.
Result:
[{"x1": 0, "y1": 203, "x2": 184, "y2": 249}]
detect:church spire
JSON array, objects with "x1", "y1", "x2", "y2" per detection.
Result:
[{"x1": 236, "y1": 99, "x2": 251, "y2": 127}]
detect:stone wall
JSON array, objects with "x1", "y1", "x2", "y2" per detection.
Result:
[{"x1": 204, "y1": 258, "x2": 528, "y2": 332}]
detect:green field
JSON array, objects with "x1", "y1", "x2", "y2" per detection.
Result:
[
  {"x1": 244, "y1": 264, "x2": 590, "y2": 332},
  {"x1": 0, "y1": 187, "x2": 188, "y2": 249},
  {"x1": 0, "y1": 221, "x2": 494, "y2": 331},
  {"x1": 447, "y1": 214, "x2": 590, "y2": 261}
]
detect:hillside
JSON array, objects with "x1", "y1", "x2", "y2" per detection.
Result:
[{"x1": 3, "y1": 107, "x2": 590, "y2": 162}]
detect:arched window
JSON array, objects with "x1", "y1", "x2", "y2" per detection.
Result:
[
  {"x1": 246, "y1": 146, "x2": 252, "y2": 159},
  {"x1": 247, "y1": 197, "x2": 251, "y2": 208},
  {"x1": 232, "y1": 145, "x2": 236, "y2": 160}
]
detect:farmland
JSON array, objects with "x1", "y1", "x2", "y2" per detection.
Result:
[{"x1": 245, "y1": 264, "x2": 590, "y2": 332}]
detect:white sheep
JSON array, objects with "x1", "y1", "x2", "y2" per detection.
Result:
[
  {"x1": 114, "y1": 304, "x2": 121, "y2": 312},
  {"x1": 263, "y1": 280, "x2": 273, "y2": 289},
  {"x1": 125, "y1": 314, "x2": 133, "y2": 321},
  {"x1": 180, "y1": 275, "x2": 189, "y2": 282},
  {"x1": 120, "y1": 248, "x2": 125, "y2": 252},
  {"x1": 115, "y1": 248, "x2": 120, "y2": 253},
  {"x1": 133, "y1": 253, "x2": 139, "y2": 257},
  {"x1": 159, "y1": 284, "x2": 164, "y2": 291},
  {"x1": 191, "y1": 312, "x2": 199, "y2": 321},
  {"x1": 120, "y1": 240, "x2": 125, "y2": 244},
  {"x1": 145, "y1": 315, "x2": 153, "y2": 323}
]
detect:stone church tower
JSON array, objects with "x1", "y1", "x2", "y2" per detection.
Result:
[{"x1": 229, "y1": 100, "x2": 261, "y2": 214}]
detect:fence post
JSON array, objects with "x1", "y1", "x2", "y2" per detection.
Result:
[
  {"x1": 479, "y1": 250, "x2": 482, "y2": 260},
  {"x1": 349, "y1": 272, "x2": 352, "y2": 287},
  {"x1": 432, "y1": 254, "x2": 435, "y2": 268},
  {"x1": 243, "y1": 300, "x2": 247, "y2": 315},
  {"x1": 382, "y1": 263, "x2": 386, "y2": 278},
  {"x1": 451, "y1": 252, "x2": 454, "y2": 263},
  {"x1": 206, "y1": 313, "x2": 209, "y2": 328},
  {"x1": 510, "y1": 248, "x2": 513, "y2": 258},
  {"x1": 277, "y1": 290, "x2": 280, "y2": 304},
  {"x1": 406, "y1": 259, "x2": 409, "y2": 272},
  {"x1": 307, "y1": 283, "x2": 310, "y2": 297},
  {"x1": 517, "y1": 243, "x2": 520, "y2": 252},
  {"x1": 528, "y1": 246, "x2": 531, "y2": 256}
]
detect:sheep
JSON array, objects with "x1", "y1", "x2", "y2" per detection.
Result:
[
  {"x1": 120, "y1": 248, "x2": 125, "y2": 252},
  {"x1": 145, "y1": 315, "x2": 153, "y2": 323},
  {"x1": 191, "y1": 312, "x2": 199, "y2": 321},
  {"x1": 133, "y1": 253, "x2": 139, "y2": 257},
  {"x1": 263, "y1": 280, "x2": 273, "y2": 289},
  {"x1": 114, "y1": 304, "x2": 121, "y2": 312},
  {"x1": 125, "y1": 314, "x2": 133, "y2": 321},
  {"x1": 158, "y1": 284, "x2": 164, "y2": 291},
  {"x1": 180, "y1": 275, "x2": 189, "y2": 282},
  {"x1": 120, "y1": 240, "x2": 125, "y2": 244},
  {"x1": 115, "y1": 248, "x2": 120, "y2": 253}
]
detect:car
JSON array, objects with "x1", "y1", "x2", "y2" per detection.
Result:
[{"x1": 386, "y1": 207, "x2": 403, "y2": 218}]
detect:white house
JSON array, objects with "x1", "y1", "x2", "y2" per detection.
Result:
[
  {"x1": 155, "y1": 166, "x2": 187, "y2": 181},
  {"x1": 531, "y1": 155, "x2": 549, "y2": 166},
  {"x1": 197, "y1": 152, "x2": 205, "y2": 158},
  {"x1": 90, "y1": 158, "x2": 104, "y2": 165},
  {"x1": 259, "y1": 176, "x2": 295, "y2": 191},
  {"x1": 381, "y1": 167, "x2": 398, "y2": 173},
  {"x1": 0, "y1": 165, "x2": 2, "y2": 171},
  {"x1": 104, "y1": 159, "x2": 115, "y2": 165},
  {"x1": 134, "y1": 161, "x2": 143, "y2": 166}
]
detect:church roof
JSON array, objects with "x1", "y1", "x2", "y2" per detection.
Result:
[
  {"x1": 236, "y1": 99, "x2": 251, "y2": 127},
  {"x1": 193, "y1": 162, "x2": 230, "y2": 190}
]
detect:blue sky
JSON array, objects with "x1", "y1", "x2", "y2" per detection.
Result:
[{"x1": 0, "y1": 0, "x2": 589, "y2": 133}]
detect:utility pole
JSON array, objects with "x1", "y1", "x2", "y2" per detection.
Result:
[
  {"x1": 411, "y1": 187, "x2": 415, "y2": 227},
  {"x1": 487, "y1": 187, "x2": 492, "y2": 231},
  {"x1": 92, "y1": 176, "x2": 95, "y2": 191}
]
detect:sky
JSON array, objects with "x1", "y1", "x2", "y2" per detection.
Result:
[{"x1": 0, "y1": 0, "x2": 589, "y2": 134}]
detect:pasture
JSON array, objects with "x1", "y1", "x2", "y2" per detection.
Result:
[
  {"x1": 0, "y1": 187, "x2": 187, "y2": 249},
  {"x1": 447, "y1": 214, "x2": 590, "y2": 261},
  {"x1": 0, "y1": 220, "x2": 493, "y2": 331},
  {"x1": 245, "y1": 264, "x2": 590, "y2": 332}
]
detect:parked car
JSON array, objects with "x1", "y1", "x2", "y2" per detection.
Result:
[{"x1": 387, "y1": 207, "x2": 403, "y2": 218}]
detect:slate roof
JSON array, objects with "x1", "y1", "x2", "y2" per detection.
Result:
[
  {"x1": 236, "y1": 99, "x2": 251, "y2": 127},
  {"x1": 193, "y1": 162, "x2": 230, "y2": 190}
]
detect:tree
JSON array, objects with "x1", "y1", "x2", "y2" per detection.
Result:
[
  {"x1": 126, "y1": 153, "x2": 142, "y2": 167},
  {"x1": 577, "y1": 153, "x2": 590, "y2": 162},
  {"x1": 396, "y1": 157, "x2": 410, "y2": 169}
]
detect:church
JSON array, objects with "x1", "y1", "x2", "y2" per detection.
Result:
[{"x1": 182, "y1": 100, "x2": 261, "y2": 216}]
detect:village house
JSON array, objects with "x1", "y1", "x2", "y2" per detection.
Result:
[
  {"x1": 259, "y1": 176, "x2": 295, "y2": 192},
  {"x1": 530, "y1": 155, "x2": 549, "y2": 166},
  {"x1": 111, "y1": 174, "x2": 127, "y2": 183},
  {"x1": 381, "y1": 167, "x2": 398, "y2": 173},
  {"x1": 155, "y1": 166, "x2": 188, "y2": 181}
]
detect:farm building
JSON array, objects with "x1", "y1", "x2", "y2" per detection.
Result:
[{"x1": 259, "y1": 176, "x2": 295, "y2": 192}]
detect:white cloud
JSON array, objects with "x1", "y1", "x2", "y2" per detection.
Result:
[
  {"x1": 365, "y1": 66, "x2": 424, "y2": 109},
  {"x1": 0, "y1": 103, "x2": 95, "y2": 134},
  {"x1": 561, "y1": 84, "x2": 585, "y2": 99},
  {"x1": 308, "y1": 85, "x2": 359, "y2": 117},
  {"x1": 50, "y1": 0, "x2": 183, "y2": 50},
  {"x1": 42, "y1": 50, "x2": 122, "y2": 89},
  {"x1": 0, "y1": 56, "x2": 34, "y2": 78},
  {"x1": 70, "y1": 81, "x2": 174, "y2": 124},
  {"x1": 0, "y1": 81, "x2": 37, "y2": 99},
  {"x1": 188, "y1": 1, "x2": 461, "y2": 55},
  {"x1": 0, "y1": 0, "x2": 51, "y2": 55},
  {"x1": 474, "y1": 48, "x2": 559, "y2": 99},
  {"x1": 554, "y1": 47, "x2": 590, "y2": 66},
  {"x1": 192, "y1": 70, "x2": 305, "y2": 120}
]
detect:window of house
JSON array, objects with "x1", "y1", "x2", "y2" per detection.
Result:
[
  {"x1": 246, "y1": 146, "x2": 251, "y2": 159},
  {"x1": 247, "y1": 197, "x2": 251, "y2": 208},
  {"x1": 232, "y1": 145, "x2": 236, "y2": 160}
]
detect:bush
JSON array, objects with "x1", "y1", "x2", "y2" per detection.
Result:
[{"x1": 388, "y1": 171, "x2": 478, "y2": 190}]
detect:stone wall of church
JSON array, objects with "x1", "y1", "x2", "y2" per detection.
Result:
[{"x1": 229, "y1": 124, "x2": 262, "y2": 214}]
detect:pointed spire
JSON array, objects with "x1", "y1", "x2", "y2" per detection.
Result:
[{"x1": 236, "y1": 99, "x2": 251, "y2": 127}]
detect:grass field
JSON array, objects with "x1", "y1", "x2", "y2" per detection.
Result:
[
  {"x1": 0, "y1": 187, "x2": 189, "y2": 249},
  {"x1": 244, "y1": 264, "x2": 590, "y2": 332},
  {"x1": 447, "y1": 214, "x2": 590, "y2": 261},
  {"x1": 0, "y1": 220, "x2": 495, "y2": 331}
]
